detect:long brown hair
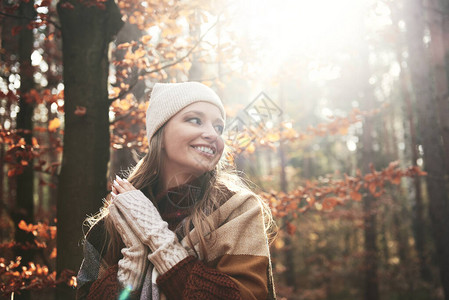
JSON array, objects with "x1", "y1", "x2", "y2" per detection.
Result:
[{"x1": 85, "y1": 125, "x2": 275, "y2": 262}]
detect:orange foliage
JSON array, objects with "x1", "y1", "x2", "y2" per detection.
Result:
[
  {"x1": 0, "y1": 220, "x2": 74, "y2": 296},
  {"x1": 21, "y1": 88, "x2": 64, "y2": 109},
  {"x1": 48, "y1": 118, "x2": 60, "y2": 132},
  {"x1": 1, "y1": 128, "x2": 62, "y2": 180},
  {"x1": 0, "y1": 257, "x2": 76, "y2": 296},
  {"x1": 226, "y1": 107, "x2": 385, "y2": 155},
  {"x1": 18, "y1": 221, "x2": 56, "y2": 240},
  {"x1": 261, "y1": 161, "x2": 426, "y2": 232},
  {"x1": 110, "y1": 98, "x2": 148, "y2": 152}
]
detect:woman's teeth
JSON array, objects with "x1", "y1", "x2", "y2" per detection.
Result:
[{"x1": 194, "y1": 146, "x2": 214, "y2": 155}]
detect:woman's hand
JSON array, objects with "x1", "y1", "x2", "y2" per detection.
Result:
[{"x1": 111, "y1": 175, "x2": 136, "y2": 197}]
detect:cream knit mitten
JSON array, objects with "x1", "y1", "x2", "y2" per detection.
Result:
[
  {"x1": 109, "y1": 204, "x2": 149, "y2": 291},
  {"x1": 113, "y1": 190, "x2": 189, "y2": 274}
]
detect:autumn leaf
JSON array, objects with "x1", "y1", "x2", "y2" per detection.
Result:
[
  {"x1": 31, "y1": 137, "x2": 39, "y2": 148},
  {"x1": 70, "y1": 276, "x2": 77, "y2": 287},
  {"x1": 322, "y1": 197, "x2": 339, "y2": 211},
  {"x1": 117, "y1": 42, "x2": 131, "y2": 50},
  {"x1": 134, "y1": 47, "x2": 146, "y2": 59},
  {"x1": 46, "y1": 32, "x2": 54, "y2": 41},
  {"x1": 48, "y1": 118, "x2": 60, "y2": 132},
  {"x1": 109, "y1": 87, "x2": 121, "y2": 98},
  {"x1": 338, "y1": 126, "x2": 349, "y2": 135},
  {"x1": 391, "y1": 176, "x2": 402, "y2": 185},
  {"x1": 246, "y1": 143, "x2": 255, "y2": 154},
  {"x1": 286, "y1": 222, "x2": 297, "y2": 235},
  {"x1": 350, "y1": 191, "x2": 362, "y2": 201},
  {"x1": 74, "y1": 106, "x2": 87, "y2": 116},
  {"x1": 368, "y1": 182, "x2": 377, "y2": 195},
  {"x1": 18, "y1": 220, "x2": 34, "y2": 232},
  {"x1": 11, "y1": 26, "x2": 22, "y2": 36},
  {"x1": 50, "y1": 248, "x2": 57, "y2": 259},
  {"x1": 306, "y1": 196, "x2": 315, "y2": 206},
  {"x1": 141, "y1": 35, "x2": 152, "y2": 44},
  {"x1": 266, "y1": 132, "x2": 280, "y2": 142},
  {"x1": 165, "y1": 52, "x2": 176, "y2": 59},
  {"x1": 8, "y1": 168, "x2": 22, "y2": 177}
]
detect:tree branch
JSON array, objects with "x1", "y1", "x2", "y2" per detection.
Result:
[
  {"x1": 108, "y1": 15, "x2": 221, "y2": 104},
  {"x1": 0, "y1": 10, "x2": 62, "y2": 31},
  {"x1": 109, "y1": 107, "x2": 138, "y2": 124}
]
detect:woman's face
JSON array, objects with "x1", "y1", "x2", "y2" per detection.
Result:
[{"x1": 161, "y1": 101, "x2": 225, "y2": 181}]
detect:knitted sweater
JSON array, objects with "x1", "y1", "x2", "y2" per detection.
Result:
[{"x1": 76, "y1": 183, "x2": 275, "y2": 300}]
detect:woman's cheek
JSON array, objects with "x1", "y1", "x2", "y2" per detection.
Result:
[{"x1": 217, "y1": 138, "x2": 225, "y2": 156}]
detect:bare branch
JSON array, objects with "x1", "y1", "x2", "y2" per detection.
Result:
[
  {"x1": 109, "y1": 107, "x2": 138, "y2": 124},
  {"x1": 0, "y1": 10, "x2": 62, "y2": 30},
  {"x1": 108, "y1": 15, "x2": 221, "y2": 104}
]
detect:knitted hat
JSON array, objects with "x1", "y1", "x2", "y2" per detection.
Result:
[{"x1": 146, "y1": 82, "x2": 225, "y2": 143}]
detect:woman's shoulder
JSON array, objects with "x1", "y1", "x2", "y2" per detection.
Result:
[{"x1": 216, "y1": 183, "x2": 263, "y2": 216}]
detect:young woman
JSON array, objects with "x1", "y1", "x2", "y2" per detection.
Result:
[{"x1": 76, "y1": 82, "x2": 276, "y2": 300}]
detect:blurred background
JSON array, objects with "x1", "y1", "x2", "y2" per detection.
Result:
[{"x1": 1, "y1": 0, "x2": 449, "y2": 299}]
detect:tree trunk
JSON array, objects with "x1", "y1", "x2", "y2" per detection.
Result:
[
  {"x1": 403, "y1": 79, "x2": 432, "y2": 281},
  {"x1": 56, "y1": 1, "x2": 123, "y2": 298},
  {"x1": 360, "y1": 135, "x2": 379, "y2": 300},
  {"x1": 427, "y1": 0, "x2": 449, "y2": 176},
  {"x1": 14, "y1": 2, "x2": 36, "y2": 299},
  {"x1": 278, "y1": 81, "x2": 295, "y2": 288},
  {"x1": 379, "y1": 210, "x2": 389, "y2": 269},
  {"x1": 392, "y1": 197, "x2": 409, "y2": 265},
  {"x1": 390, "y1": 1, "x2": 432, "y2": 281},
  {"x1": 405, "y1": 0, "x2": 449, "y2": 298},
  {"x1": 188, "y1": 10, "x2": 203, "y2": 82},
  {"x1": 358, "y1": 18, "x2": 379, "y2": 299}
]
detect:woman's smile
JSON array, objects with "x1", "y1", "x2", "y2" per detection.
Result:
[{"x1": 191, "y1": 144, "x2": 217, "y2": 158}]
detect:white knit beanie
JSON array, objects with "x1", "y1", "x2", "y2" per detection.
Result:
[{"x1": 146, "y1": 82, "x2": 226, "y2": 143}]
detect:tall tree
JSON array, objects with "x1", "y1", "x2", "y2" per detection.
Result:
[
  {"x1": 56, "y1": 0, "x2": 123, "y2": 298},
  {"x1": 389, "y1": 0, "x2": 432, "y2": 281},
  {"x1": 359, "y1": 77, "x2": 380, "y2": 300},
  {"x1": 279, "y1": 80, "x2": 295, "y2": 288},
  {"x1": 405, "y1": 0, "x2": 449, "y2": 298},
  {"x1": 426, "y1": 0, "x2": 449, "y2": 175},
  {"x1": 358, "y1": 11, "x2": 379, "y2": 300},
  {"x1": 14, "y1": 2, "x2": 36, "y2": 299}
]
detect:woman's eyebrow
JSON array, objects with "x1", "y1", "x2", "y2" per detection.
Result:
[
  {"x1": 183, "y1": 110, "x2": 205, "y2": 118},
  {"x1": 183, "y1": 110, "x2": 224, "y2": 123}
]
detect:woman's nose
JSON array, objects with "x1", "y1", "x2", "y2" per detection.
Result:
[{"x1": 201, "y1": 123, "x2": 219, "y2": 141}]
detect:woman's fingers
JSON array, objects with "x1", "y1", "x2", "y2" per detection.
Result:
[
  {"x1": 113, "y1": 179, "x2": 127, "y2": 193},
  {"x1": 113, "y1": 175, "x2": 136, "y2": 194},
  {"x1": 112, "y1": 176, "x2": 125, "y2": 193}
]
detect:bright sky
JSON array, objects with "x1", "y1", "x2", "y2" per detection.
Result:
[
  {"x1": 214, "y1": 0, "x2": 395, "y2": 153},
  {"x1": 226, "y1": 0, "x2": 391, "y2": 81}
]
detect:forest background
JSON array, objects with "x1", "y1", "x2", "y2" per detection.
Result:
[{"x1": 1, "y1": 0, "x2": 449, "y2": 299}]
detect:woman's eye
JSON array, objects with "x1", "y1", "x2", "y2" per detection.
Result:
[
  {"x1": 214, "y1": 125, "x2": 224, "y2": 135},
  {"x1": 188, "y1": 117, "x2": 201, "y2": 125}
]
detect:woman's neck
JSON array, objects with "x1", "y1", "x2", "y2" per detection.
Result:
[{"x1": 159, "y1": 172, "x2": 198, "y2": 192}]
